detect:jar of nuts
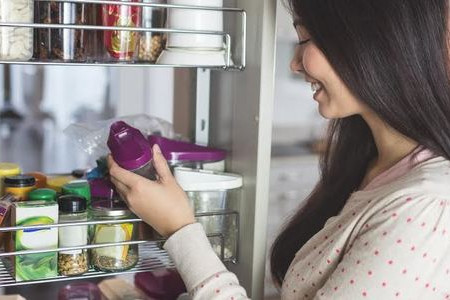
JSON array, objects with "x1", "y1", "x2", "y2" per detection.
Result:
[
  {"x1": 138, "y1": 0, "x2": 166, "y2": 62},
  {"x1": 58, "y1": 195, "x2": 89, "y2": 276}
]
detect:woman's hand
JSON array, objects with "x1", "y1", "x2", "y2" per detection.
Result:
[{"x1": 107, "y1": 144, "x2": 196, "y2": 237}]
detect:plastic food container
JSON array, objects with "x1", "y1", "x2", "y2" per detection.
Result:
[
  {"x1": 91, "y1": 200, "x2": 139, "y2": 272},
  {"x1": 175, "y1": 168, "x2": 242, "y2": 260},
  {"x1": 89, "y1": 178, "x2": 115, "y2": 201},
  {"x1": 0, "y1": 0, "x2": 34, "y2": 60},
  {"x1": 148, "y1": 135, "x2": 227, "y2": 172},
  {"x1": 134, "y1": 269, "x2": 186, "y2": 300},
  {"x1": 108, "y1": 121, "x2": 156, "y2": 180},
  {"x1": 58, "y1": 282, "x2": 102, "y2": 300},
  {"x1": 102, "y1": 0, "x2": 142, "y2": 61}
]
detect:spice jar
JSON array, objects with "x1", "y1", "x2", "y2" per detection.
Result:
[
  {"x1": 138, "y1": 0, "x2": 165, "y2": 62},
  {"x1": 102, "y1": 0, "x2": 142, "y2": 61},
  {"x1": 0, "y1": 163, "x2": 21, "y2": 196},
  {"x1": 34, "y1": 1, "x2": 93, "y2": 61},
  {"x1": 0, "y1": 0, "x2": 34, "y2": 60},
  {"x1": 62, "y1": 181, "x2": 91, "y2": 206},
  {"x1": 4, "y1": 175, "x2": 36, "y2": 201},
  {"x1": 58, "y1": 195, "x2": 89, "y2": 276},
  {"x1": 91, "y1": 200, "x2": 138, "y2": 272},
  {"x1": 26, "y1": 172, "x2": 47, "y2": 189}
]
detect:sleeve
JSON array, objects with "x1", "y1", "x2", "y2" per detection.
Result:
[
  {"x1": 312, "y1": 194, "x2": 450, "y2": 299},
  {"x1": 163, "y1": 223, "x2": 250, "y2": 300}
]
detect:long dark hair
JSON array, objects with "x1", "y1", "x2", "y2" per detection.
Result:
[{"x1": 271, "y1": 0, "x2": 450, "y2": 286}]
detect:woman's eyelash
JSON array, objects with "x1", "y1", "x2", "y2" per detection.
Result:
[{"x1": 298, "y1": 39, "x2": 311, "y2": 46}]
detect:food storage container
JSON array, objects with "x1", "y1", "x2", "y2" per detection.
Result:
[
  {"x1": 0, "y1": 163, "x2": 21, "y2": 196},
  {"x1": 28, "y1": 188, "x2": 57, "y2": 202},
  {"x1": 58, "y1": 282, "x2": 102, "y2": 300},
  {"x1": 108, "y1": 121, "x2": 156, "y2": 180},
  {"x1": 134, "y1": 269, "x2": 186, "y2": 300},
  {"x1": 10, "y1": 200, "x2": 58, "y2": 281},
  {"x1": 0, "y1": 0, "x2": 34, "y2": 60},
  {"x1": 34, "y1": 1, "x2": 91, "y2": 61},
  {"x1": 174, "y1": 167, "x2": 242, "y2": 260},
  {"x1": 138, "y1": 0, "x2": 165, "y2": 62},
  {"x1": 58, "y1": 195, "x2": 89, "y2": 276},
  {"x1": 3, "y1": 175, "x2": 36, "y2": 201},
  {"x1": 91, "y1": 200, "x2": 139, "y2": 272},
  {"x1": 89, "y1": 178, "x2": 115, "y2": 201},
  {"x1": 102, "y1": 0, "x2": 142, "y2": 61},
  {"x1": 62, "y1": 180, "x2": 91, "y2": 205},
  {"x1": 148, "y1": 135, "x2": 227, "y2": 172}
]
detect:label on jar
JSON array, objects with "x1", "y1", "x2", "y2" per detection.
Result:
[
  {"x1": 93, "y1": 223, "x2": 134, "y2": 260},
  {"x1": 59, "y1": 224, "x2": 88, "y2": 255}
]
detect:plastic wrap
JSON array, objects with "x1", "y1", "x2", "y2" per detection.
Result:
[{"x1": 64, "y1": 114, "x2": 174, "y2": 158}]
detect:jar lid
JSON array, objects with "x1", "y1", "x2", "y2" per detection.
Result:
[
  {"x1": 4, "y1": 175, "x2": 36, "y2": 187},
  {"x1": 62, "y1": 181, "x2": 91, "y2": 202},
  {"x1": 0, "y1": 163, "x2": 21, "y2": 177},
  {"x1": 91, "y1": 200, "x2": 131, "y2": 218},
  {"x1": 29, "y1": 188, "x2": 57, "y2": 201},
  {"x1": 58, "y1": 195, "x2": 87, "y2": 213}
]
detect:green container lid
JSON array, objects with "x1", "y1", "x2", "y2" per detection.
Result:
[
  {"x1": 62, "y1": 181, "x2": 91, "y2": 203},
  {"x1": 28, "y1": 188, "x2": 57, "y2": 202}
]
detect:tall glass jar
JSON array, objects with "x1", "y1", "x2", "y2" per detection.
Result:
[
  {"x1": 34, "y1": 1, "x2": 94, "y2": 61},
  {"x1": 102, "y1": 0, "x2": 142, "y2": 61},
  {"x1": 0, "y1": 0, "x2": 34, "y2": 60},
  {"x1": 58, "y1": 195, "x2": 89, "y2": 276},
  {"x1": 91, "y1": 200, "x2": 139, "y2": 272},
  {"x1": 138, "y1": 0, "x2": 165, "y2": 62}
]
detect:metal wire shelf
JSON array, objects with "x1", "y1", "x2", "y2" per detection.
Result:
[
  {"x1": 0, "y1": 0, "x2": 246, "y2": 70},
  {"x1": 0, "y1": 210, "x2": 239, "y2": 287}
]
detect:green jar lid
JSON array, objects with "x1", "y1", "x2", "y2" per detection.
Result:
[
  {"x1": 62, "y1": 181, "x2": 91, "y2": 203},
  {"x1": 28, "y1": 188, "x2": 57, "y2": 201}
]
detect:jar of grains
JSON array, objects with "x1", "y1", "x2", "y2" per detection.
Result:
[
  {"x1": 138, "y1": 0, "x2": 165, "y2": 62},
  {"x1": 0, "y1": 0, "x2": 34, "y2": 60},
  {"x1": 58, "y1": 195, "x2": 89, "y2": 276},
  {"x1": 91, "y1": 200, "x2": 138, "y2": 272}
]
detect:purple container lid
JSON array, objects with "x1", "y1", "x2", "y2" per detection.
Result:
[
  {"x1": 135, "y1": 270, "x2": 186, "y2": 300},
  {"x1": 58, "y1": 282, "x2": 102, "y2": 300},
  {"x1": 148, "y1": 135, "x2": 226, "y2": 162},
  {"x1": 107, "y1": 121, "x2": 152, "y2": 171},
  {"x1": 89, "y1": 178, "x2": 115, "y2": 199}
]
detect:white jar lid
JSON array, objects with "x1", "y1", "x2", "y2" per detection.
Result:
[{"x1": 174, "y1": 167, "x2": 242, "y2": 191}]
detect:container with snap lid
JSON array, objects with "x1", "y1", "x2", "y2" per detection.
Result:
[
  {"x1": 90, "y1": 200, "x2": 138, "y2": 272},
  {"x1": 58, "y1": 195, "x2": 89, "y2": 276},
  {"x1": 4, "y1": 175, "x2": 36, "y2": 201}
]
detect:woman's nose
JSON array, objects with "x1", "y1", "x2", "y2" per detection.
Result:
[{"x1": 290, "y1": 46, "x2": 304, "y2": 74}]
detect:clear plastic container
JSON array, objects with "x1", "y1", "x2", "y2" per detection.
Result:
[
  {"x1": 102, "y1": 0, "x2": 142, "y2": 61},
  {"x1": 0, "y1": 0, "x2": 34, "y2": 61},
  {"x1": 91, "y1": 200, "x2": 139, "y2": 272}
]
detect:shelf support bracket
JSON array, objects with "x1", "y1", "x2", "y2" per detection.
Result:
[{"x1": 195, "y1": 68, "x2": 210, "y2": 145}]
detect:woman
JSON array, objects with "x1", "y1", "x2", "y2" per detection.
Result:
[{"x1": 108, "y1": 0, "x2": 450, "y2": 298}]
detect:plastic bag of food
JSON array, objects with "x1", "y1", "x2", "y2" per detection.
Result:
[{"x1": 64, "y1": 114, "x2": 174, "y2": 158}]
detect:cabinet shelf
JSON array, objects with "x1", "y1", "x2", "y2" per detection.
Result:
[
  {"x1": 0, "y1": 210, "x2": 239, "y2": 287},
  {"x1": 0, "y1": 0, "x2": 246, "y2": 70}
]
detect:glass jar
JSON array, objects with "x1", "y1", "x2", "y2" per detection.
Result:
[
  {"x1": 102, "y1": 0, "x2": 142, "y2": 61},
  {"x1": 34, "y1": 1, "x2": 93, "y2": 61},
  {"x1": 3, "y1": 175, "x2": 36, "y2": 201},
  {"x1": 58, "y1": 195, "x2": 89, "y2": 276},
  {"x1": 0, "y1": 163, "x2": 21, "y2": 196},
  {"x1": 0, "y1": 0, "x2": 34, "y2": 60},
  {"x1": 138, "y1": 0, "x2": 165, "y2": 62},
  {"x1": 91, "y1": 200, "x2": 138, "y2": 272},
  {"x1": 62, "y1": 181, "x2": 91, "y2": 206}
]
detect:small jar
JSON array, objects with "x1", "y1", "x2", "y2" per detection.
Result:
[
  {"x1": 29, "y1": 188, "x2": 57, "y2": 202},
  {"x1": 4, "y1": 175, "x2": 36, "y2": 201},
  {"x1": 0, "y1": 163, "x2": 21, "y2": 196},
  {"x1": 58, "y1": 195, "x2": 89, "y2": 276},
  {"x1": 26, "y1": 172, "x2": 47, "y2": 189},
  {"x1": 62, "y1": 181, "x2": 91, "y2": 206},
  {"x1": 91, "y1": 200, "x2": 138, "y2": 272},
  {"x1": 138, "y1": 0, "x2": 165, "y2": 62}
]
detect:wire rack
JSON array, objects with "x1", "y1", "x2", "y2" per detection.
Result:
[
  {"x1": 0, "y1": 0, "x2": 246, "y2": 70},
  {"x1": 0, "y1": 210, "x2": 239, "y2": 287}
]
